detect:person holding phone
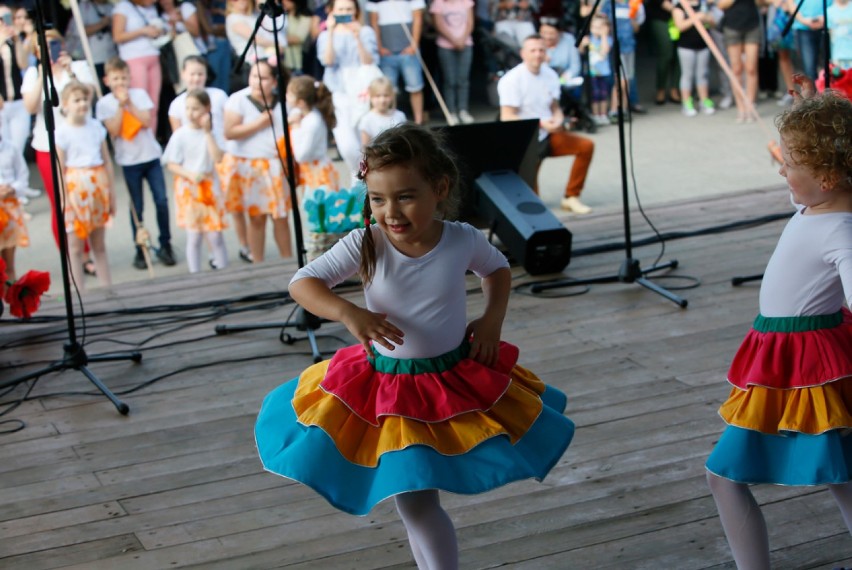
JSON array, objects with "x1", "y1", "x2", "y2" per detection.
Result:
[
  {"x1": 21, "y1": 29, "x2": 97, "y2": 253},
  {"x1": 316, "y1": 0, "x2": 378, "y2": 173}
]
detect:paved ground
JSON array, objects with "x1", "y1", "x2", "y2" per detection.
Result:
[{"x1": 14, "y1": 87, "x2": 787, "y2": 300}]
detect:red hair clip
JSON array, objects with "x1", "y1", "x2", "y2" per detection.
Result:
[{"x1": 357, "y1": 157, "x2": 369, "y2": 180}]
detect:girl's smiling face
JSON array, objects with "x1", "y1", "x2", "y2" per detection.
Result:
[{"x1": 366, "y1": 162, "x2": 448, "y2": 257}]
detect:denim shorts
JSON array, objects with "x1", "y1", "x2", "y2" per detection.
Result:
[{"x1": 380, "y1": 53, "x2": 424, "y2": 93}]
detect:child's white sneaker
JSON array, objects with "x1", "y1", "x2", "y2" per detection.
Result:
[
  {"x1": 682, "y1": 98, "x2": 698, "y2": 117},
  {"x1": 447, "y1": 112, "x2": 459, "y2": 126},
  {"x1": 701, "y1": 98, "x2": 715, "y2": 115},
  {"x1": 458, "y1": 110, "x2": 475, "y2": 124}
]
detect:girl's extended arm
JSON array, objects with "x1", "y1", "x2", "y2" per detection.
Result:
[
  {"x1": 290, "y1": 276, "x2": 404, "y2": 357},
  {"x1": 466, "y1": 266, "x2": 511, "y2": 366}
]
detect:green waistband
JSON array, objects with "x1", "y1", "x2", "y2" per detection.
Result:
[
  {"x1": 753, "y1": 311, "x2": 843, "y2": 333},
  {"x1": 369, "y1": 341, "x2": 470, "y2": 374}
]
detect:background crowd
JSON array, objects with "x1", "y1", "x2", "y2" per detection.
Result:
[{"x1": 0, "y1": 0, "x2": 847, "y2": 287}]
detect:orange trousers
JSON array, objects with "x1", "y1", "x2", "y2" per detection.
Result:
[{"x1": 536, "y1": 130, "x2": 595, "y2": 198}]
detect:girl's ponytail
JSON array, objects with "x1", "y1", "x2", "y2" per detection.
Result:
[
  {"x1": 358, "y1": 195, "x2": 377, "y2": 285},
  {"x1": 315, "y1": 82, "x2": 336, "y2": 129}
]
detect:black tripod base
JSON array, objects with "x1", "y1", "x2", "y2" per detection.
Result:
[
  {"x1": 0, "y1": 342, "x2": 138, "y2": 415},
  {"x1": 215, "y1": 307, "x2": 326, "y2": 363},
  {"x1": 531, "y1": 258, "x2": 688, "y2": 308}
]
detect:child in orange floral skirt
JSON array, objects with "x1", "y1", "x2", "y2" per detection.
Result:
[
  {"x1": 56, "y1": 81, "x2": 115, "y2": 289},
  {"x1": 221, "y1": 60, "x2": 291, "y2": 263},
  {"x1": 0, "y1": 117, "x2": 30, "y2": 281},
  {"x1": 162, "y1": 89, "x2": 229, "y2": 274},
  {"x1": 286, "y1": 76, "x2": 362, "y2": 260}
]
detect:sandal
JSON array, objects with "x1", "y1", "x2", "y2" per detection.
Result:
[{"x1": 83, "y1": 259, "x2": 97, "y2": 276}]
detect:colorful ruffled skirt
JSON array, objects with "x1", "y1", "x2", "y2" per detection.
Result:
[
  {"x1": 706, "y1": 309, "x2": 852, "y2": 485},
  {"x1": 255, "y1": 341, "x2": 575, "y2": 515},
  {"x1": 216, "y1": 154, "x2": 289, "y2": 219},
  {"x1": 0, "y1": 195, "x2": 29, "y2": 250},
  {"x1": 172, "y1": 176, "x2": 228, "y2": 232},
  {"x1": 64, "y1": 166, "x2": 110, "y2": 240}
]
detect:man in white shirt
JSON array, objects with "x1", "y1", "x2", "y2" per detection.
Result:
[{"x1": 498, "y1": 34, "x2": 595, "y2": 214}]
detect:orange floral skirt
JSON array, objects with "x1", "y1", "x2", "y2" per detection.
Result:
[
  {"x1": 64, "y1": 165, "x2": 110, "y2": 240},
  {"x1": 173, "y1": 176, "x2": 228, "y2": 232},
  {"x1": 217, "y1": 154, "x2": 290, "y2": 219},
  {"x1": 0, "y1": 195, "x2": 29, "y2": 249}
]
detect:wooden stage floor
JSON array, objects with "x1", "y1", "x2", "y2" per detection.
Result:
[{"x1": 1, "y1": 186, "x2": 850, "y2": 569}]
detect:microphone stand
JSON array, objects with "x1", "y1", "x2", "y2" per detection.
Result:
[
  {"x1": 528, "y1": 0, "x2": 687, "y2": 307},
  {"x1": 214, "y1": 0, "x2": 326, "y2": 363},
  {"x1": 0, "y1": 1, "x2": 140, "y2": 412}
]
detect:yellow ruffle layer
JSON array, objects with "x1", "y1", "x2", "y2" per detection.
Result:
[
  {"x1": 292, "y1": 360, "x2": 546, "y2": 467},
  {"x1": 719, "y1": 379, "x2": 852, "y2": 435}
]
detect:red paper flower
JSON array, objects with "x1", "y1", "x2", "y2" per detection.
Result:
[{"x1": 4, "y1": 270, "x2": 50, "y2": 319}]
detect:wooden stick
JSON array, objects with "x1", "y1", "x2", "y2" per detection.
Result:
[{"x1": 400, "y1": 22, "x2": 456, "y2": 125}]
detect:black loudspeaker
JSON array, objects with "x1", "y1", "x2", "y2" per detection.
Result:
[{"x1": 476, "y1": 171, "x2": 572, "y2": 275}]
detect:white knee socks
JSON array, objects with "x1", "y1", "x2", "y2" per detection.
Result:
[
  {"x1": 707, "y1": 472, "x2": 771, "y2": 570},
  {"x1": 395, "y1": 491, "x2": 458, "y2": 570}
]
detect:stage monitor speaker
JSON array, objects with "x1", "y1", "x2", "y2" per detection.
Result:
[{"x1": 476, "y1": 171, "x2": 572, "y2": 276}]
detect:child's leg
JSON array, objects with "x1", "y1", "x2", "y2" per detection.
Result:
[
  {"x1": 778, "y1": 49, "x2": 794, "y2": 93},
  {"x1": 185, "y1": 229, "x2": 203, "y2": 273},
  {"x1": 88, "y1": 228, "x2": 112, "y2": 287},
  {"x1": 271, "y1": 216, "x2": 291, "y2": 258},
  {"x1": 395, "y1": 490, "x2": 458, "y2": 570},
  {"x1": 828, "y1": 482, "x2": 852, "y2": 533},
  {"x1": 144, "y1": 160, "x2": 172, "y2": 250},
  {"x1": 695, "y1": 49, "x2": 712, "y2": 102},
  {"x1": 706, "y1": 472, "x2": 771, "y2": 570},
  {"x1": 727, "y1": 42, "x2": 747, "y2": 116},
  {"x1": 248, "y1": 214, "x2": 268, "y2": 262},
  {"x1": 208, "y1": 231, "x2": 228, "y2": 269},
  {"x1": 1, "y1": 247, "x2": 15, "y2": 281},
  {"x1": 68, "y1": 233, "x2": 87, "y2": 291},
  {"x1": 232, "y1": 212, "x2": 250, "y2": 256},
  {"x1": 678, "y1": 47, "x2": 696, "y2": 102}
]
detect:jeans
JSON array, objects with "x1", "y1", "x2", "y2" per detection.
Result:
[
  {"x1": 795, "y1": 28, "x2": 822, "y2": 80},
  {"x1": 207, "y1": 37, "x2": 233, "y2": 92},
  {"x1": 122, "y1": 159, "x2": 172, "y2": 249},
  {"x1": 379, "y1": 53, "x2": 424, "y2": 93},
  {"x1": 437, "y1": 46, "x2": 472, "y2": 113}
]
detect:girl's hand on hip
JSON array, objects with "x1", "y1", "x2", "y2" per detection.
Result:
[
  {"x1": 342, "y1": 306, "x2": 404, "y2": 358},
  {"x1": 466, "y1": 317, "x2": 500, "y2": 368}
]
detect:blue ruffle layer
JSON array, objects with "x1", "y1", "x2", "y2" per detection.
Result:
[
  {"x1": 255, "y1": 377, "x2": 574, "y2": 516},
  {"x1": 706, "y1": 425, "x2": 852, "y2": 485}
]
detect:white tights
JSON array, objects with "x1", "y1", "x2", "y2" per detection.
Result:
[
  {"x1": 186, "y1": 230, "x2": 227, "y2": 273},
  {"x1": 394, "y1": 491, "x2": 458, "y2": 570},
  {"x1": 707, "y1": 472, "x2": 852, "y2": 570}
]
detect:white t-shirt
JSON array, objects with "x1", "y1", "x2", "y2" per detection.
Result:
[
  {"x1": 223, "y1": 87, "x2": 284, "y2": 159},
  {"x1": 759, "y1": 203, "x2": 852, "y2": 316},
  {"x1": 290, "y1": 108, "x2": 328, "y2": 163},
  {"x1": 179, "y1": 2, "x2": 211, "y2": 53},
  {"x1": 0, "y1": 140, "x2": 29, "y2": 196},
  {"x1": 162, "y1": 125, "x2": 216, "y2": 177},
  {"x1": 358, "y1": 109, "x2": 406, "y2": 142},
  {"x1": 290, "y1": 221, "x2": 509, "y2": 359},
  {"x1": 55, "y1": 118, "x2": 107, "y2": 168},
  {"x1": 113, "y1": 0, "x2": 163, "y2": 60},
  {"x1": 168, "y1": 87, "x2": 229, "y2": 147},
  {"x1": 22, "y1": 61, "x2": 96, "y2": 152},
  {"x1": 497, "y1": 62, "x2": 560, "y2": 141},
  {"x1": 95, "y1": 89, "x2": 162, "y2": 165}
]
